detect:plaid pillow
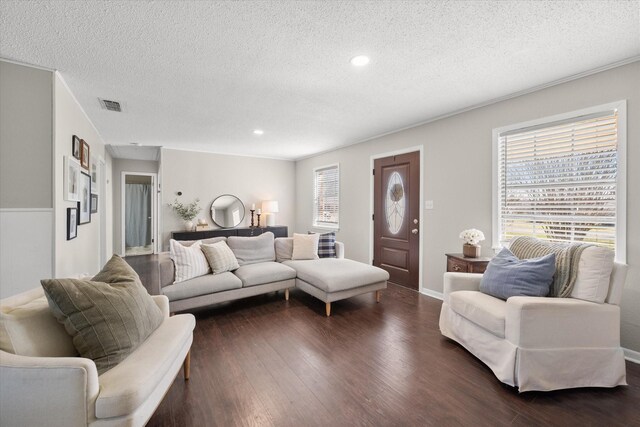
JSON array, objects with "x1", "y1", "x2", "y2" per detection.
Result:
[{"x1": 309, "y1": 231, "x2": 336, "y2": 258}]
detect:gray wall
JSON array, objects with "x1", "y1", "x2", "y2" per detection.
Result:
[
  {"x1": 160, "y1": 148, "x2": 295, "y2": 249},
  {"x1": 112, "y1": 159, "x2": 159, "y2": 254},
  {"x1": 294, "y1": 62, "x2": 640, "y2": 352},
  {"x1": 0, "y1": 61, "x2": 52, "y2": 208},
  {"x1": 54, "y1": 73, "x2": 111, "y2": 277}
]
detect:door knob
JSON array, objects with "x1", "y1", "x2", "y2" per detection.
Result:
[{"x1": 412, "y1": 228, "x2": 419, "y2": 234}]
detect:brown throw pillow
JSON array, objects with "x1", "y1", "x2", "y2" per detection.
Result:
[{"x1": 40, "y1": 255, "x2": 163, "y2": 375}]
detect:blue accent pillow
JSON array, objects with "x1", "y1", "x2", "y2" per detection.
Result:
[
  {"x1": 479, "y1": 248, "x2": 555, "y2": 300},
  {"x1": 308, "y1": 231, "x2": 336, "y2": 258}
]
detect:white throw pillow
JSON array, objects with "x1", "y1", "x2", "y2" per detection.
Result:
[
  {"x1": 291, "y1": 233, "x2": 320, "y2": 260},
  {"x1": 571, "y1": 246, "x2": 615, "y2": 303},
  {"x1": 169, "y1": 239, "x2": 211, "y2": 283},
  {"x1": 201, "y1": 241, "x2": 240, "y2": 274}
]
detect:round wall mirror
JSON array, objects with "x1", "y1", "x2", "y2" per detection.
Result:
[{"x1": 210, "y1": 194, "x2": 245, "y2": 228}]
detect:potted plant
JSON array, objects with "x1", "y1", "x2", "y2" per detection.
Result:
[
  {"x1": 459, "y1": 228, "x2": 485, "y2": 258},
  {"x1": 169, "y1": 198, "x2": 201, "y2": 231}
]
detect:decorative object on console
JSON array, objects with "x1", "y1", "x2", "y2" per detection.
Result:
[
  {"x1": 172, "y1": 226, "x2": 288, "y2": 241},
  {"x1": 256, "y1": 209, "x2": 261, "y2": 228},
  {"x1": 262, "y1": 200, "x2": 279, "y2": 226},
  {"x1": 169, "y1": 197, "x2": 201, "y2": 231},
  {"x1": 80, "y1": 139, "x2": 90, "y2": 170},
  {"x1": 78, "y1": 171, "x2": 91, "y2": 225},
  {"x1": 210, "y1": 194, "x2": 245, "y2": 228},
  {"x1": 67, "y1": 207, "x2": 77, "y2": 240},
  {"x1": 459, "y1": 228, "x2": 485, "y2": 258}
]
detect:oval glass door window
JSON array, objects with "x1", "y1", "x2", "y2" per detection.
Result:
[{"x1": 385, "y1": 171, "x2": 405, "y2": 234}]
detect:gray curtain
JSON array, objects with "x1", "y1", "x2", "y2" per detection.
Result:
[{"x1": 125, "y1": 184, "x2": 152, "y2": 247}]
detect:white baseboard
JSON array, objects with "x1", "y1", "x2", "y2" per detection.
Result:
[
  {"x1": 420, "y1": 288, "x2": 443, "y2": 301},
  {"x1": 624, "y1": 348, "x2": 640, "y2": 364}
]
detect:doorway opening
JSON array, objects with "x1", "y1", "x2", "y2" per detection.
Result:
[
  {"x1": 122, "y1": 172, "x2": 157, "y2": 256},
  {"x1": 371, "y1": 147, "x2": 423, "y2": 291}
]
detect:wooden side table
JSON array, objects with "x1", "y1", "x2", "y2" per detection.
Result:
[{"x1": 445, "y1": 253, "x2": 492, "y2": 274}]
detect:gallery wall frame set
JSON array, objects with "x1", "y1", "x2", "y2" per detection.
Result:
[{"x1": 67, "y1": 207, "x2": 78, "y2": 240}]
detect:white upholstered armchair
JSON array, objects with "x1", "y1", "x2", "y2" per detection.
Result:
[
  {"x1": 0, "y1": 288, "x2": 195, "y2": 427},
  {"x1": 439, "y1": 262, "x2": 628, "y2": 392}
]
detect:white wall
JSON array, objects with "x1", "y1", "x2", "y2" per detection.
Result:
[
  {"x1": 160, "y1": 148, "x2": 295, "y2": 249},
  {"x1": 54, "y1": 73, "x2": 112, "y2": 277},
  {"x1": 111, "y1": 159, "x2": 159, "y2": 255},
  {"x1": 295, "y1": 62, "x2": 640, "y2": 352},
  {"x1": 0, "y1": 61, "x2": 54, "y2": 297}
]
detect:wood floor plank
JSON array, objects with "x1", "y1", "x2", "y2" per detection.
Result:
[{"x1": 147, "y1": 284, "x2": 640, "y2": 427}]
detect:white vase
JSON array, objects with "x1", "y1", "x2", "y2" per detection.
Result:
[{"x1": 184, "y1": 220, "x2": 194, "y2": 231}]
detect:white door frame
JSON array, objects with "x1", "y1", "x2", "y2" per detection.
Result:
[
  {"x1": 99, "y1": 158, "x2": 107, "y2": 266},
  {"x1": 369, "y1": 145, "x2": 424, "y2": 292},
  {"x1": 121, "y1": 171, "x2": 158, "y2": 255}
]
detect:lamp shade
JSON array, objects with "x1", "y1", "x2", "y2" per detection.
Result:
[{"x1": 262, "y1": 200, "x2": 279, "y2": 213}]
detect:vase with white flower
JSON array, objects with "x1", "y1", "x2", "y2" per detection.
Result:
[
  {"x1": 459, "y1": 228, "x2": 485, "y2": 258},
  {"x1": 169, "y1": 198, "x2": 201, "y2": 231}
]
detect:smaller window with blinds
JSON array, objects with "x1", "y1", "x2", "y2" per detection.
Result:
[
  {"x1": 493, "y1": 101, "x2": 626, "y2": 259},
  {"x1": 313, "y1": 164, "x2": 339, "y2": 229}
]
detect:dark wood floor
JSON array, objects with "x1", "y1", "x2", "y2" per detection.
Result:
[{"x1": 147, "y1": 284, "x2": 640, "y2": 427}]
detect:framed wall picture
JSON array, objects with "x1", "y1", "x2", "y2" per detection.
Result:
[
  {"x1": 72, "y1": 135, "x2": 81, "y2": 160},
  {"x1": 80, "y1": 139, "x2": 90, "y2": 170},
  {"x1": 64, "y1": 156, "x2": 81, "y2": 201},
  {"x1": 78, "y1": 171, "x2": 91, "y2": 224},
  {"x1": 67, "y1": 207, "x2": 78, "y2": 240},
  {"x1": 90, "y1": 153, "x2": 99, "y2": 194},
  {"x1": 91, "y1": 193, "x2": 98, "y2": 214}
]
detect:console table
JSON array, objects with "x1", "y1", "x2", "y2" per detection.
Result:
[{"x1": 172, "y1": 225, "x2": 288, "y2": 241}]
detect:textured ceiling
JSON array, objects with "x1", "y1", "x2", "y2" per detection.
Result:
[{"x1": 1, "y1": 1, "x2": 639, "y2": 160}]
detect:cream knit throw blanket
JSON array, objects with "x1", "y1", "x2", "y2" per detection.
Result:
[{"x1": 509, "y1": 236, "x2": 592, "y2": 297}]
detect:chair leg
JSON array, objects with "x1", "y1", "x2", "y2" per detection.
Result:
[
  {"x1": 285, "y1": 288, "x2": 289, "y2": 301},
  {"x1": 325, "y1": 302, "x2": 331, "y2": 317},
  {"x1": 183, "y1": 349, "x2": 191, "y2": 380},
  {"x1": 375, "y1": 290, "x2": 381, "y2": 303}
]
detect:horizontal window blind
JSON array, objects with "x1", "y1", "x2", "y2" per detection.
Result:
[
  {"x1": 313, "y1": 165, "x2": 339, "y2": 228},
  {"x1": 498, "y1": 111, "x2": 618, "y2": 249}
]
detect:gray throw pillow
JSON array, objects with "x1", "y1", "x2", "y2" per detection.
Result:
[
  {"x1": 227, "y1": 232, "x2": 276, "y2": 265},
  {"x1": 40, "y1": 255, "x2": 164, "y2": 375},
  {"x1": 479, "y1": 248, "x2": 555, "y2": 300}
]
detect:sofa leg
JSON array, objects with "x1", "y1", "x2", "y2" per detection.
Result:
[
  {"x1": 285, "y1": 288, "x2": 289, "y2": 301},
  {"x1": 375, "y1": 290, "x2": 381, "y2": 303},
  {"x1": 183, "y1": 349, "x2": 191, "y2": 381},
  {"x1": 325, "y1": 302, "x2": 331, "y2": 317}
]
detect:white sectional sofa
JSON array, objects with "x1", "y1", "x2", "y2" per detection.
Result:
[{"x1": 154, "y1": 233, "x2": 388, "y2": 316}]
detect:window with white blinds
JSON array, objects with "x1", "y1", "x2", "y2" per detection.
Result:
[
  {"x1": 313, "y1": 164, "x2": 339, "y2": 228},
  {"x1": 495, "y1": 106, "x2": 624, "y2": 254}
]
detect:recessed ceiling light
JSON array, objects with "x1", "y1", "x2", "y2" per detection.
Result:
[
  {"x1": 350, "y1": 55, "x2": 370, "y2": 67},
  {"x1": 253, "y1": 129, "x2": 264, "y2": 135}
]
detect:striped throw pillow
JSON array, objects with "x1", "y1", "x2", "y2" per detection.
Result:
[
  {"x1": 201, "y1": 241, "x2": 240, "y2": 274},
  {"x1": 170, "y1": 239, "x2": 211, "y2": 283},
  {"x1": 309, "y1": 231, "x2": 337, "y2": 258}
]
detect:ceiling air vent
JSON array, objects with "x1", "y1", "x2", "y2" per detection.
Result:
[{"x1": 99, "y1": 98, "x2": 122, "y2": 112}]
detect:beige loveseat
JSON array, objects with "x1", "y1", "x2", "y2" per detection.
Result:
[
  {"x1": 439, "y1": 260, "x2": 628, "y2": 392},
  {"x1": 0, "y1": 288, "x2": 195, "y2": 427}
]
